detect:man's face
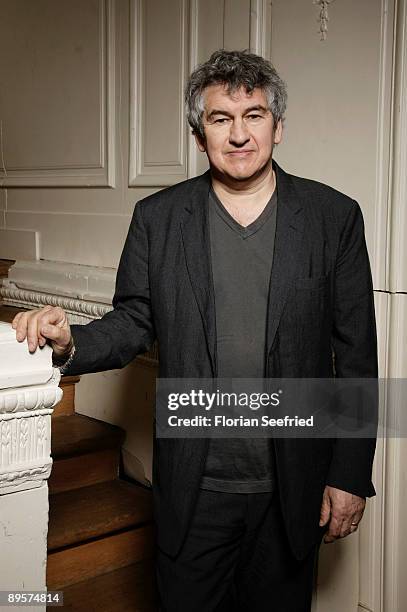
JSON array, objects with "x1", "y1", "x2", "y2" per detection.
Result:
[{"x1": 195, "y1": 84, "x2": 282, "y2": 184}]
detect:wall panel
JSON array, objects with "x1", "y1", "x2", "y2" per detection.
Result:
[
  {"x1": 194, "y1": 0, "x2": 224, "y2": 64},
  {"x1": 224, "y1": 0, "x2": 251, "y2": 50},
  {"x1": 129, "y1": 0, "x2": 189, "y2": 186},
  {"x1": 0, "y1": 0, "x2": 115, "y2": 187}
]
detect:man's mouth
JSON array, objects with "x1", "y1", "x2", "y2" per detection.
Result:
[{"x1": 226, "y1": 150, "x2": 255, "y2": 157}]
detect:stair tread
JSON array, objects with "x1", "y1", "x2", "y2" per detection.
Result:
[
  {"x1": 48, "y1": 479, "x2": 153, "y2": 550},
  {"x1": 51, "y1": 413, "x2": 125, "y2": 458},
  {"x1": 56, "y1": 560, "x2": 158, "y2": 611}
]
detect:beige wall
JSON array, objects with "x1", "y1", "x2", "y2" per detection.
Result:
[{"x1": 271, "y1": 0, "x2": 393, "y2": 291}]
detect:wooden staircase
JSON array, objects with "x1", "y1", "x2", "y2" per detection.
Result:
[
  {"x1": 0, "y1": 290, "x2": 158, "y2": 611},
  {"x1": 48, "y1": 389, "x2": 157, "y2": 611}
]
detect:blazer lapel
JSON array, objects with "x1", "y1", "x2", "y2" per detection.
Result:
[
  {"x1": 180, "y1": 171, "x2": 217, "y2": 375},
  {"x1": 266, "y1": 162, "x2": 305, "y2": 355},
  {"x1": 179, "y1": 163, "x2": 305, "y2": 375}
]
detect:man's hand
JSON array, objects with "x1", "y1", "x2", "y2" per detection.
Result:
[
  {"x1": 319, "y1": 485, "x2": 365, "y2": 543},
  {"x1": 12, "y1": 306, "x2": 72, "y2": 357}
]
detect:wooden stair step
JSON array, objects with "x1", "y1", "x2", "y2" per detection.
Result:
[
  {"x1": 47, "y1": 522, "x2": 154, "y2": 589},
  {"x1": 51, "y1": 560, "x2": 158, "y2": 611},
  {"x1": 53, "y1": 375, "x2": 79, "y2": 417},
  {"x1": 51, "y1": 413, "x2": 125, "y2": 458},
  {"x1": 48, "y1": 479, "x2": 153, "y2": 550},
  {"x1": 49, "y1": 447, "x2": 121, "y2": 494},
  {"x1": 49, "y1": 413, "x2": 126, "y2": 492}
]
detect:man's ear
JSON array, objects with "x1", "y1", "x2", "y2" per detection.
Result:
[
  {"x1": 194, "y1": 131, "x2": 206, "y2": 153},
  {"x1": 273, "y1": 119, "x2": 283, "y2": 145}
]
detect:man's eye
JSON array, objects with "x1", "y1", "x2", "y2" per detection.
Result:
[
  {"x1": 246, "y1": 114, "x2": 262, "y2": 121},
  {"x1": 214, "y1": 118, "x2": 230, "y2": 124}
]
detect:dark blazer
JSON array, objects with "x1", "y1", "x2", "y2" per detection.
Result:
[{"x1": 66, "y1": 161, "x2": 378, "y2": 560}]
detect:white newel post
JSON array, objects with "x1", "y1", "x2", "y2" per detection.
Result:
[{"x1": 0, "y1": 322, "x2": 62, "y2": 611}]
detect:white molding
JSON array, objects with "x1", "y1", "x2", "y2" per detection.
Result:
[
  {"x1": 187, "y1": 0, "x2": 199, "y2": 179},
  {"x1": 382, "y1": 294, "x2": 407, "y2": 612},
  {"x1": 6, "y1": 259, "x2": 116, "y2": 301},
  {"x1": 129, "y1": 0, "x2": 189, "y2": 186},
  {"x1": 0, "y1": 386, "x2": 62, "y2": 415},
  {"x1": 1, "y1": 259, "x2": 114, "y2": 324},
  {"x1": 389, "y1": 0, "x2": 407, "y2": 292},
  {"x1": 0, "y1": 322, "x2": 62, "y2": 495},
  {"x1": 372, "y1": 0, "x2": 396, "y2": 291},
  {"x1": 313, "y1": 0, "x2": 335, "y2": 42},
  {"x1": 1, "y1": 285, "x2": 111, "y2": 324},
  {"x1": 0, "y1": 414, "x2": 52, "y2": 479},
  {"x1": 0, "y1": 0, "x2": 116, "y2": 188},
  {"x1": 0, "y1": 463, "x2": 52, "y2": 495},
  {"x1": 357, "y1": 291, "x2": 390, "y2": 612},
  {"x1": 382, "y1": 437, "x2": 400, "y2": 612},
  {"x1": 250, "y1": 0, "x2": 272, "y2": 59}
]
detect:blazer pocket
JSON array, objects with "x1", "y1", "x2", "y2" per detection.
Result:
[{"x1": 294, "y1": 275, "x2": 329, "y2": 290}]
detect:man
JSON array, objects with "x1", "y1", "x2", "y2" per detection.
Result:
[{"x1": 13, "y1": 50, "x2": 377, "y2": 611}]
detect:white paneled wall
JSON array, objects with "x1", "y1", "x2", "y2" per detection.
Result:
[
  {"x1": 0, "y1": 0, "x2": 115, "y2": 188},
  {"x1": 0, "y1": 0, "x2": 396, "y2": 274},
  {"x1": 0, "y1": 0, "x2": 270, "y2": 267},
  {"x1": 129, "y1": 0, "x2": 190, "y2": 186}
]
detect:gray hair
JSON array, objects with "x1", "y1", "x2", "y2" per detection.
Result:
[{"x1": 185, "y1": 49, "x2": 287, "y2": 140}]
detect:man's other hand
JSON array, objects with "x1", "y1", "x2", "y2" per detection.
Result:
[
  {"x1": 12, "y1": 306, "x2": 72, "y2": 356},
  {"x1": 319, "y1": 485, "x2": 365, "y2": 543}
]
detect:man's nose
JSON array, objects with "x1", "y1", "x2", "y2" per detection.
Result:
[{"x1": 228, "y1": 119, "x2": 250, "y2": 146}]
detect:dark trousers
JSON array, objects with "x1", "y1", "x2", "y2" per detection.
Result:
[{"x1": 156, "y1": 487, "x2": 320, "y2": 612}]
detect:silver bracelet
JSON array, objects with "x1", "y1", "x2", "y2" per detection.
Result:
[{"x1": 56, "y1": 345, "x2": 76, "y2": 375}]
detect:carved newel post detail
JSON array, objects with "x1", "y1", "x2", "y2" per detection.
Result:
[{"x1": 0, "y1": 321, "x2": 62, "y2": 606}]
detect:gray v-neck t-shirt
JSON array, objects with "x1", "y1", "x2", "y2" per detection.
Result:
[{"x1": 200, "y1": 186, "x2": 277, "y2": 494}]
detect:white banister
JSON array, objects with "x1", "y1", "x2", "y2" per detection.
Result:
[{"x1": 0, "y1": 322, "x2": 62, "y2": 611}]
